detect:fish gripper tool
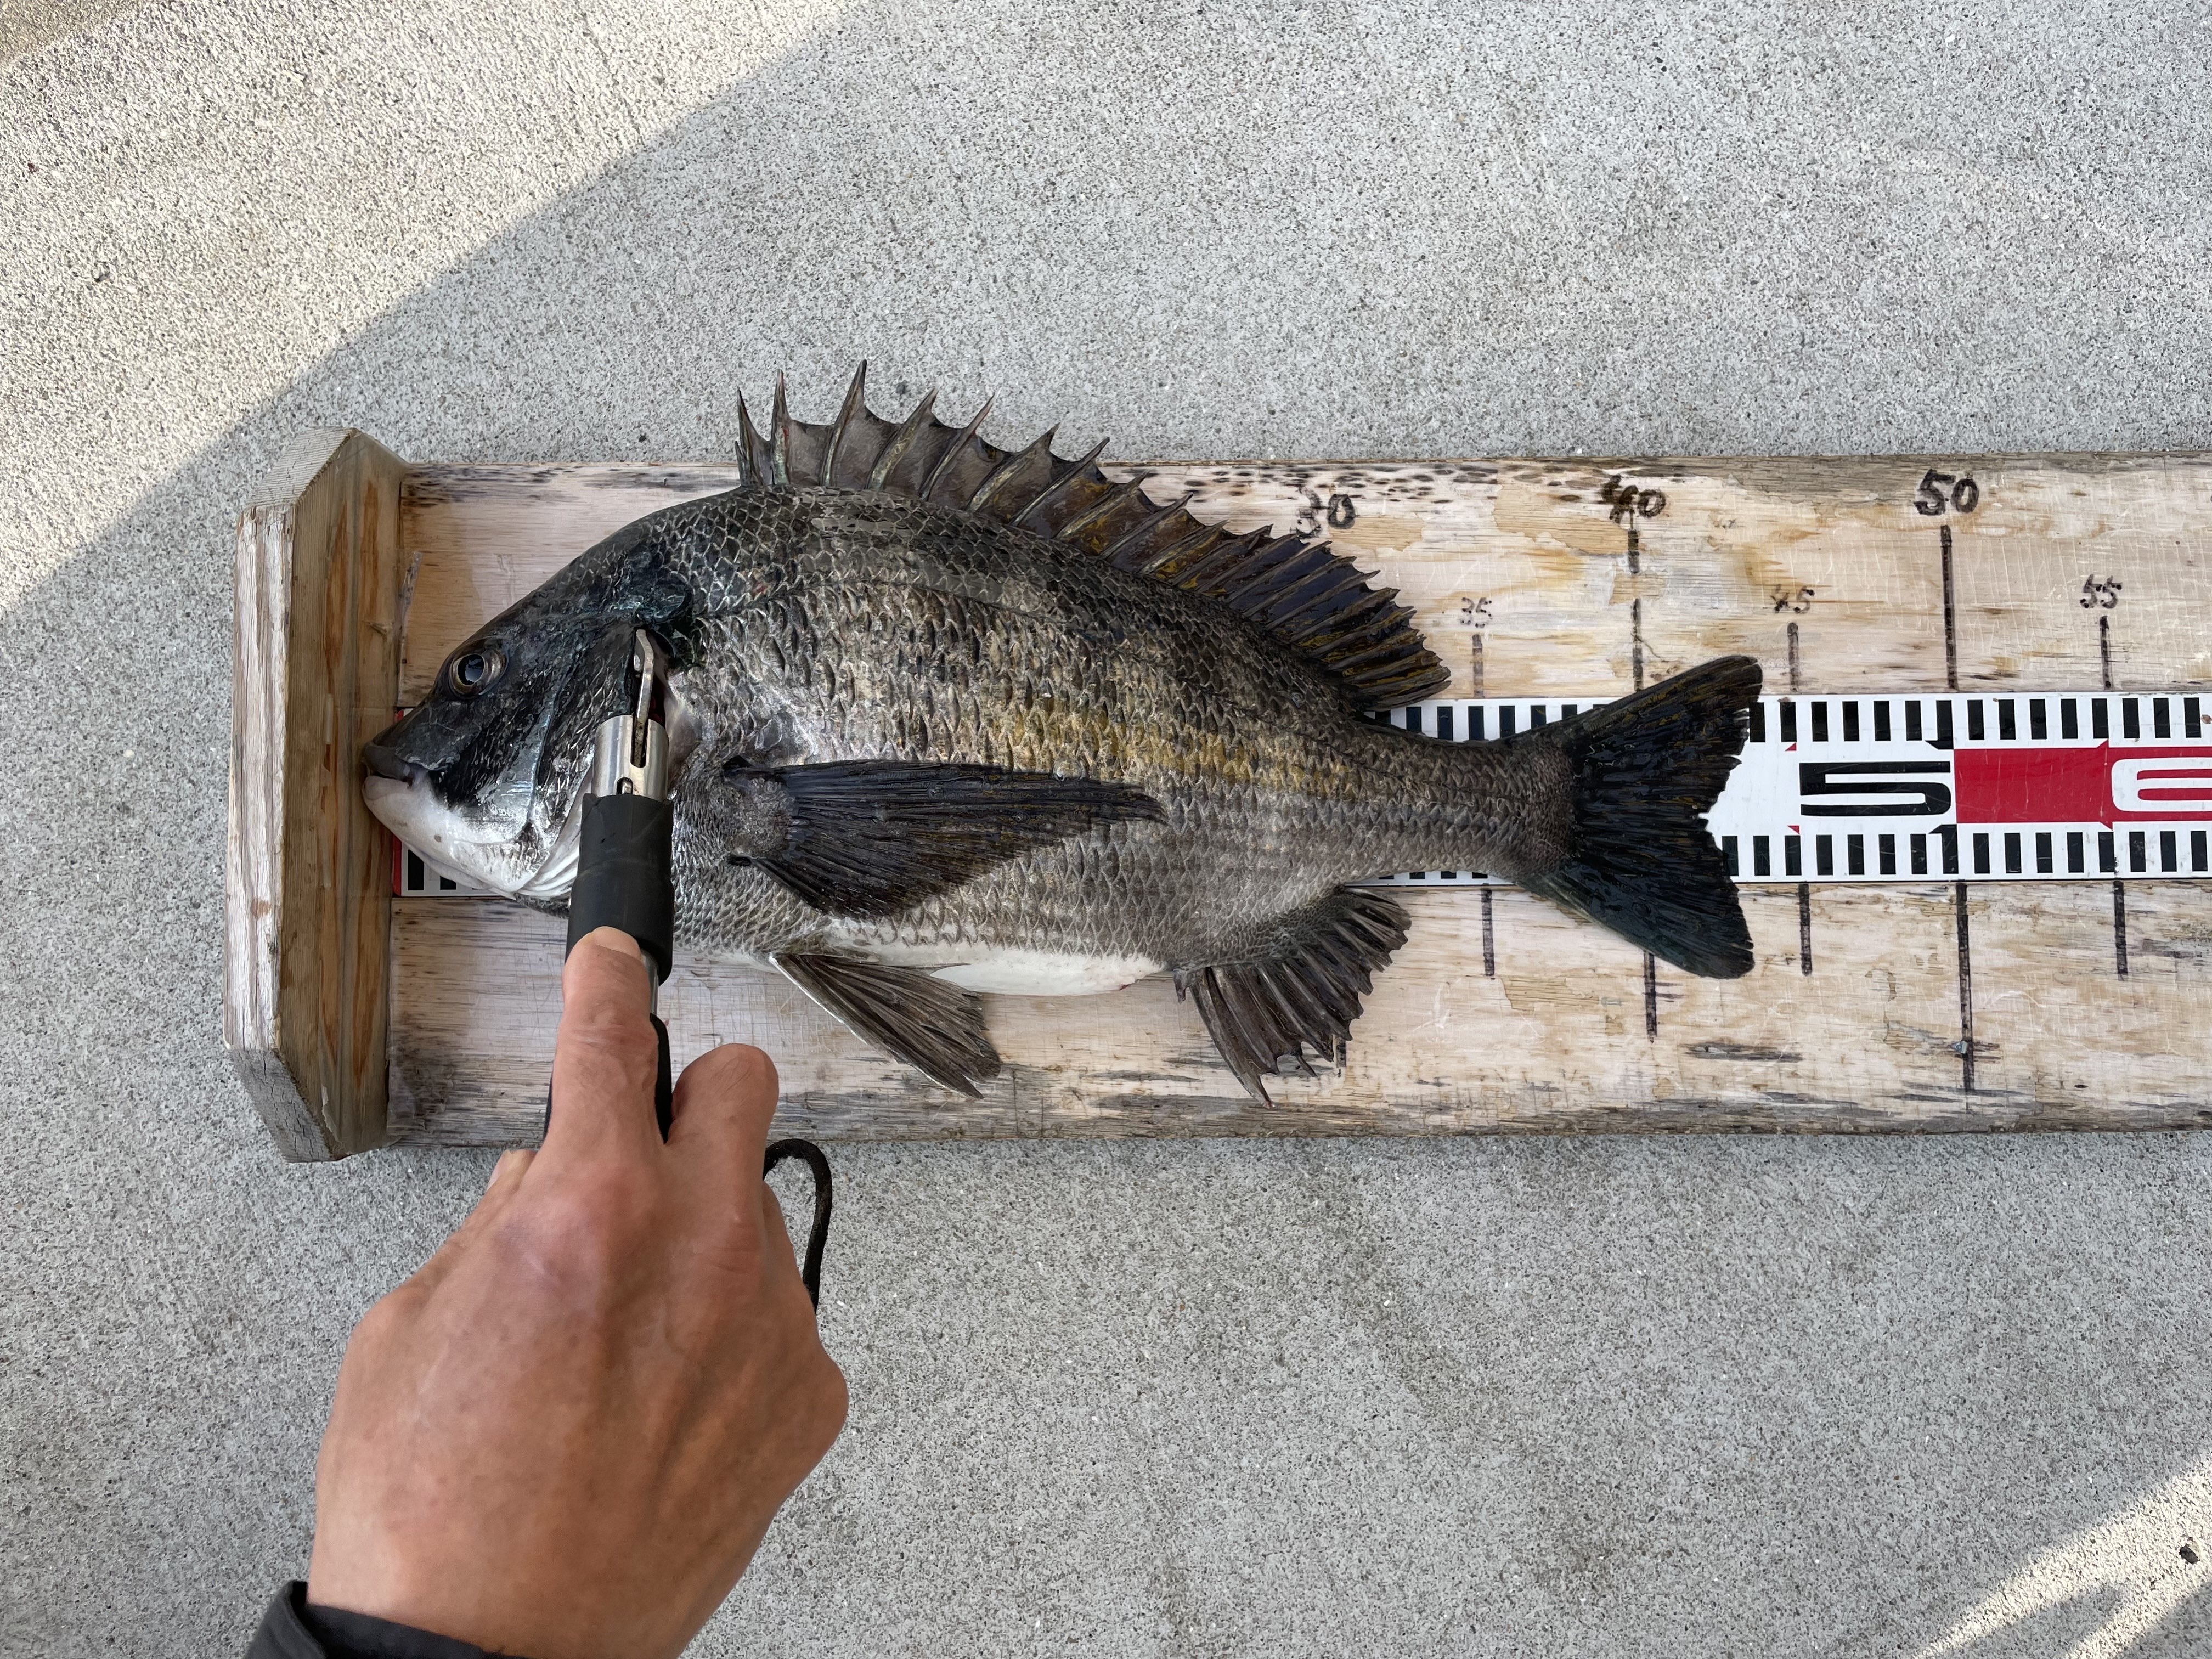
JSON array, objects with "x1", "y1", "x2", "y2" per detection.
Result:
[
  {"x1": 556, "y1": 630, "x2": 833, "y2": 1305},
  {"x1": 565, "y1": 628, "x2": 679, "y2": 1135}
]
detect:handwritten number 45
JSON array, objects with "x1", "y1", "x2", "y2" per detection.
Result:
[{"x1": 1912, "y1": 470, "x2": 1980, "y2": 516}]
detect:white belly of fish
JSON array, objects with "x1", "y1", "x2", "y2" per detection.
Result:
[
  {"x1": 930, "y1": 949, "x2": 1161, "y2": 996},
  {"x1": 868, "y1": 946, "x2": 1163, "y2": 996}
]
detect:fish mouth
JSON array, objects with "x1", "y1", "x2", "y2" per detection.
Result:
[
  {"x1": 362, "y1": 773, "x2": 494, "y2": 889},
  {"x1": 362, "y1": 739, "x2": 419, "y2": 785},
  {"x1": 362, "y1": 771, "x2": 580, "y2": 901}
]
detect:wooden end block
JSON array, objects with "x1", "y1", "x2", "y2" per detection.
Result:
[{"x1": 226, "y1": 428, "x2": 408, "y2": 1160}]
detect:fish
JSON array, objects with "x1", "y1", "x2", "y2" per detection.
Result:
[{"x1": 363, "y1": 369, "x2": 1761, "y2": 1102}]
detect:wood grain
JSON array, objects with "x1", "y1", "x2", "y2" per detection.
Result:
[
  {"x1": 363, "y1": 449, "x2": 2212, "y2": 1148},
  {"x1": 226, "y1": 428, "x2": 407, "y2": 1160}
]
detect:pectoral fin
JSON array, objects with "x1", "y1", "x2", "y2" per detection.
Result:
[
  {"x1": 774, "y1": 952, "x2": 1001, "y2": 1097},
  {"x1": 707, "y1": 759, "x2": 1163, "y2": 920}
]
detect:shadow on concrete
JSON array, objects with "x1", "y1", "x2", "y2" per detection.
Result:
[
  {"x1": 2138, "y1": 1576, "x2": 2212, "y2": 1655},
  {"x1": 0, "y1": 0, "x2": 149, "y2": 64}
]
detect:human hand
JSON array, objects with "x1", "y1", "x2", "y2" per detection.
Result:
[{"x1": 306, "y1": 927, "x2": 848, "y2": 1659}]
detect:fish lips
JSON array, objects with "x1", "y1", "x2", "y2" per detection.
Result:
[{"x1": 361, "y1": 767, "x2": 587, "y2": 901}]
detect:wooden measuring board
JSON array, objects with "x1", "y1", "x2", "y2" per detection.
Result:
[{"x1": 224, "y1": 431, "x2": 2212, "y2": 1159}]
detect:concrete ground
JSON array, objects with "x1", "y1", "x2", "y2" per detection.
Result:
[{"x1": 5, "y1": 2, "x2": 2212, "y2": 1653}]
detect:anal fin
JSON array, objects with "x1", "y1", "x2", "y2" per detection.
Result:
[
  {"x1": 1174, "y1": 888, "x2": 1410, "y2": 1105},
  {"x1": 774, "y1": 953, "x2": 1002, "y2": 1098}
]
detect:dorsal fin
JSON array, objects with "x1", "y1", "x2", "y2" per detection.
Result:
[{"x1": 735, "y1": 366, "x2": 1448, "y2": 709}]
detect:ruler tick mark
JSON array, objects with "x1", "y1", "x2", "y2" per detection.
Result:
[
  {"x1": 2112, "y1": 878, "x2": 2129, "y2": 977},
  {"x1": 1940, "y1": 524, "x2": 1958, "y2": 691},
  {"x1": 1953, "y1": 881, "x2": 1976, "y2": 1093}
]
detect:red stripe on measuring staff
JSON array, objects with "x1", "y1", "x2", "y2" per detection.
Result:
[{"x1": 1955, "y1": 746, "x2": 2212, "y2": 825}]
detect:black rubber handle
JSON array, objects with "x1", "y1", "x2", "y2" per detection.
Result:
[
  {"x1": 565, "y1": 792, "x2": 675, "y2": 985},
  {"x1": 562, "y1": 791, "x2": 676, "y2": 1138}
]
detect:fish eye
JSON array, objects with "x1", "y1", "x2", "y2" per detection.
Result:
[{"x1": 447, "y1": 645, "x2": 504, "y2": 696}]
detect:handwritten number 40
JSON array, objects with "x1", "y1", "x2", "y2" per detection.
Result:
[
  {"x1": 1601, "y1": 474, "x2": 1666, "y2": 524},
  {"x1": 1912, "y1": 469, "x2": 1980, "y2": 516}
]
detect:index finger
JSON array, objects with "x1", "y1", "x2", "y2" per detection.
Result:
[{"x1": 541, "y1": 927, "x2": 664, "y2": 1165}]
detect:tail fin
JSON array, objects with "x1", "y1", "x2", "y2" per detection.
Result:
[{"x1": 1518, "y1": 656, "x2": 1762, "y2": 978}]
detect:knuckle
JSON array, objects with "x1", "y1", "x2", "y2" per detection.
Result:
[
  {"x1": 346, "y1": 1290, "x2": 417, "y2": 1359},
  {"x1": 512, "y1": 1170, "x2": 658, "y2": 1282},
  {"x1": 351, "y1": 1295, "x2": 404, "y2": 1345},
  {"x1": 804, "y1": 1354, "x2": 851, "y2": 1448},
  {"x1": 694, "y1": 1222, "x2": 768, "y2": 1289},
  {"x1": 565, "y1": 1009, "x2": 659, "y2": 1078},
  {"x1": 558, "y1": 1166, "x2": 659, "y2": 1235}
]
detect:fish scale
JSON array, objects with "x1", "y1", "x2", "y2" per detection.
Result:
[{"x1": 664, "y1": 489, "x2": 1494, "y2": 966}]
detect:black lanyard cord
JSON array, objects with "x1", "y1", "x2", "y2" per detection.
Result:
[{"x1": 763, "y1": 1138, "x2": 833, "y2": 1310}]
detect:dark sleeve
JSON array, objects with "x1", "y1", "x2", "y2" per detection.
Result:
[{"x1": 246, "y1": 1582, "x2": 518, "y2": 1659}]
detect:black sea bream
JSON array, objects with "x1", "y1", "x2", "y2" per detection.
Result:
[{"x1": 364, "y1": 372, "x2": 1760, "y2": 1101}]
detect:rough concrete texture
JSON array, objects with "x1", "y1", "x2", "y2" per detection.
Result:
[{"x1": 4, "y1": 2, "x2": 2212, "y2": 1654}]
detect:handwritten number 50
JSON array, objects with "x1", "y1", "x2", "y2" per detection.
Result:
[{"x1": 1913, "y1": 470, "x2": 1980, "y2": 516}]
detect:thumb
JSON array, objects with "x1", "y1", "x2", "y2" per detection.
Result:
[{"x1": 400, "y1": 1149, "x2": 534, "y2": 1297}]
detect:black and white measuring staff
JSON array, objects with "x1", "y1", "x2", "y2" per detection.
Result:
[
  {"x1": 556, "y1": 629, "x2": 831, "y2": 1306},
  {"x1": 1370, "y1": 690, "x2": 2212, "y2": 889}
]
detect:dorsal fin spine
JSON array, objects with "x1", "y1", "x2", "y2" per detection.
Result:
[
  {"x1": 1265, "y1": 564, "x2": 1374, "y2": 631},
  {"x1": 1133, "y1": 523, "x2": 1227, "y2": 578},
  {"x1": 822, "y1": 363, "x2": 867, "y2": 482},
  {"x1": 1327, "y1": 628, "x2": 1426, "y2": 678},
  {"x1": 1053, "y1": 475, "x2": 1149, "y2": 543},
  {"x1": 1011, "y1": 439, "x2": 1108, "y2": 528},
  {"x1": 920, "y1": 397, "x2": 994, "y2": 504},
  {"x1": 968, "y1": 427, "x2": 1057, "y2": 514},
  {"x1": 1304, "y1": 587, "x2": 1401, "y2": 641},
  {"x1": 1217, "y1": 536, "x2": 1311, "y2": 598},
  {"x1": 1242, "y1": 545, "x2": 1349, "y2": 618},
  {"x1": 735, "y1": 394, "x2": 766, "y2": 488},
  {"x1": 1101, "y1": 493, "x2": 1198, "y2": 567},
  {"x1": 870, "y1": 391, "x2": 939, "y2": 490},
  {"x1": 1180, "y1": 529, "x2": 1273, "y2": 589},
  {"x1": 770, "y1": 374, "x2": 793, "y2": 486}
]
